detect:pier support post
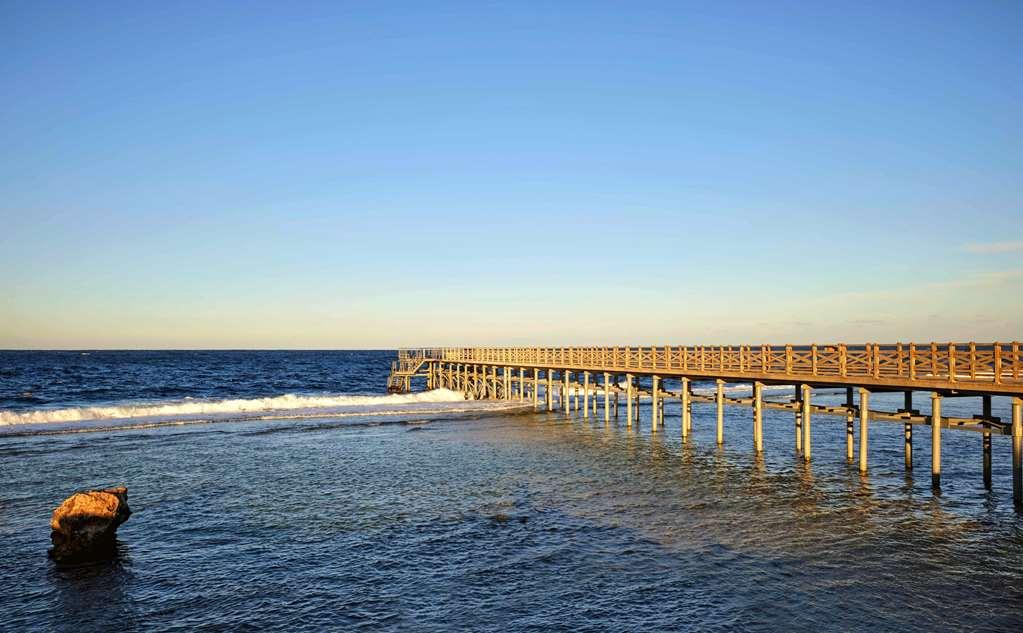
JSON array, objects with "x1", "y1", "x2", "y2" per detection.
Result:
[
  {"x1": 546, "y1": 371, "x2": 553, "y2": 412},
  {"x1": 794, "y1": 385, "x2": 802, "y2": 454},
  {"x1": 983, "y1": 395, "x2": 992, "y2": 490},
  {"x1": 635, "y1": 382, "x2": 641, "y2": 425},
  {"x1": 905, "y1": 423, "x2": 913, "y2": 471},
  {"x1": 1012, "y1": 397, "x2": 1022, "y2": 506},
  {"x1": 651, "y1": 376, "x2": 660, "y2": 430},
  {"x1": 614, "y1": 376, "x2": 620, "y2": 419},
  {"x1": 563, "y1": 371, "x2": 570, "y2": 414},
  {"x1": 603, "y1": 373, "x2": 610, "y2": 422},
  {"x1": 626, "y1": 374, "x2": 634, "y2": 428},
  {"x1": 685, "y1": 384, "x2": 692, "y2": 434},
  {"x1": 681, "y1": 377, "x2": 691, "y2": 441},
  {"x1": 931, "y1": 392, "x2": 942, "y2": 489},
  {"x1": 801, "y1": 384, "x2": 811, "y2": 462},
  {"x1": 753, "y1": 382, "x2": 763, "y2": 453},
  {"x1": 715, "y1": 379, "x2": 724, "y2": 445},
  {"x1": 845, "y1": 387, "x2": 854, "y2": 463},
  {"x1": 503, "y1": 367, "x2": 509, "y2": 399},
  {"x1": 583, "y1": 372, "x2": 590, "y2": 419},
  {"x1": 859, "y1": 388, "x2": 870, "y2": 474},
  {"x1": 533, "y1": 369, "x2": 539, "y2": 408}
]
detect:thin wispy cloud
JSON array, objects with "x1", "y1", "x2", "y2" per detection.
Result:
[
  {"x1": 938, "y1": 269, "x2": 1023, "y2": 288},
  {"x1": 963, "y1": 240, "x2": 1023, "y2": 254}
]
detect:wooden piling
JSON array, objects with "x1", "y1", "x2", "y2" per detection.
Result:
[
  {"x1": 845, "y1": 387, "x2": 854, "y2": 462},
  {"x1": 1012, "y1": 397, "x2": 1022, "y2": 506},
  {"x1": 583, "y1": 372, "x2": 590, "y2": 419},
  {"x1": 533, "y1": 368, "x2": 539, "y2": 408},
  {"x1": 982, "y1": 395, "x2": 992, "y2": 490},
  {"x1": 801, "y1": 384, "x2": 811, "y2": 461},
  {"x1": 794, "y1": 385, "x2": 802, "y2": 454},
  {"x1": 753, "y1": 382, "x2": 763, "y2": 453},
  {"x1": 859, "y1": 388, "x2": 870, "y2": 474},
  {"x1": 626, "y1": 374, "x2": 634, "y2": 428},
  {"x1": 651, "y1": 376, "x2": 660, "y2": 430},
  {"x1": 603, "y1": 372, "x2": 610, "y2": 422},
  {"x1": 900, "y1": 390, "x2": 912, "y2": 470},
  {"x1": 563, "y1": 371, "x2": 570, "y2": 413},
  {"x1": 904, "y1": 423, "x2": 913, "y2": 471},
  {"x1": 681, "y1": 377, "x2": 691, "y2": 441},
  {"x1": 715, "y1": 379, "x2": 724, "y2": 445},
  {"x1": 546, "y1": 371, "x2": 553, "y2": 412},
  {"x1": 685, "y1": 387, "x2": 692, "y2": 434},
  {"x1": 931, "y1": 392, "x2": 942, "y2": 489}
]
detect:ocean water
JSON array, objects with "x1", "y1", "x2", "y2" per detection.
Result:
[{"x1": 1, "y1": 351, "x2": 1022, "y2": 632}]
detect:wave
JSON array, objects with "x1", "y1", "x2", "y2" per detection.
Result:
[{"x1": 0, "y1": 388, "x2": 471, "y2": 426}]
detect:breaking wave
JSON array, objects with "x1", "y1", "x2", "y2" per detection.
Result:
[{"x1": 0, "y1": 388, "x2": 473, "y2": 426}]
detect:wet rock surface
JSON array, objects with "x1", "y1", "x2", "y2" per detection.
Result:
[{"x1": 49, "y1": 486, "x2": 131, "y2": 562}]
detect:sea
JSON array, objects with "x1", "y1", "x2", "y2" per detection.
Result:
[{"x1": 1, "y1": 350, "x2": 1021, "y2": 632}]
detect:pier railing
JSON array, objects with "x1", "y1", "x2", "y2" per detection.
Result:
[{"x1": 400, "y1": 343, "x2": 1023, "y2": 392}]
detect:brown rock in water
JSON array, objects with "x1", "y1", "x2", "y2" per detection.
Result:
[{"x1": 49, "y1": 486, "x2": 131, "y2": 562}]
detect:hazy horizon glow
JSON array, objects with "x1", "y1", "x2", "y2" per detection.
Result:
[{"x1": 2, "y1": 2, "x2": 1021, "y2": 349}]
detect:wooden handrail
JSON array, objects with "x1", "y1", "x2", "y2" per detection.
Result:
[{"x1": 416, "y1": 342, "x2": 1022, "y2": 390}]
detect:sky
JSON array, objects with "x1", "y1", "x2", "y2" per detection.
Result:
[{"x1": 1, "y1": 1, "x2": 1020, "y2": 349}]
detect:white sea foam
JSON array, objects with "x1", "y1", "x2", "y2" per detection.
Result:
[{"x1": 0, "y1": 388, "x2": 470, "y2": 426}]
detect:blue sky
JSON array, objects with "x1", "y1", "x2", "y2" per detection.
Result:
[{"x1": 1, "y1": 1, "x2": 1020, "y2": 348}]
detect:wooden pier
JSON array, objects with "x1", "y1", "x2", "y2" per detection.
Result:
[{"x1": 387, "y1": 343, "x2": 1023, "y2": 505}]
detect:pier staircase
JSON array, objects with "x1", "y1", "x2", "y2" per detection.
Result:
[{"x1": 386, "y1": 350, "x2": 430, "y2": 393}]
